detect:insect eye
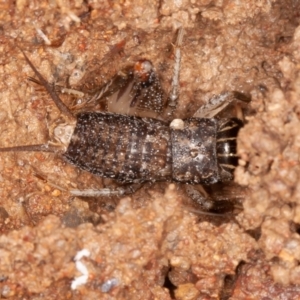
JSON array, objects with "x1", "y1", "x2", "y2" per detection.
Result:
[{"x1": 190, "y1": 149, "x2": 198, "y2": 158}]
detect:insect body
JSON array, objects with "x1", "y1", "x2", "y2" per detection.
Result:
[
  {"x1": 0, "y1": 38, "x2": 250, "y2": 212},
  {"x1": 63, "y1": 112, "x2": 242, "y2": 185}
]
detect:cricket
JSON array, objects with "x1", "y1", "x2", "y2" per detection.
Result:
[{"x1": 0, "y1": 28, "x2": 250, "y2": 214}]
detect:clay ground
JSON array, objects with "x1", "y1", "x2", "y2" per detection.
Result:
[{"x1": 0, "y1": 0, "x2": 300, "y2": 299}]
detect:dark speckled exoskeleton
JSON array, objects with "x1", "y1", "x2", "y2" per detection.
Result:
[{"x1": 0, "y1": 29, "x2": 250, "y2": 214}]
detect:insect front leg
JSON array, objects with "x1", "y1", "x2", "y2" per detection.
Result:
[
  {"x1": 69, "y1": 183, "x2": 143, "y2": 197},
  {"x1": 33, "y1": 171, "x2": 143, "y2": 200}
]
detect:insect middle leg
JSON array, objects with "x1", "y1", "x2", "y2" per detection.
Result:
[
  {"x1": 193, "y1": 91, "x2": 251, "y2": 119},
  {"x1": 185, "y1": 185, "x2": 238, "y2": 215}
]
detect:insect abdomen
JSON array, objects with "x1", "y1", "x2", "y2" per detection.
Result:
[{"x1": 63, "y1": 112, "x2": 172, "y2": 183}]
